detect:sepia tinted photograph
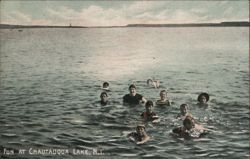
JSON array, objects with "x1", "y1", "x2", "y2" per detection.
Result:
[{"x1": 0, "y1": 1, "x2": 249, "y2": 158}]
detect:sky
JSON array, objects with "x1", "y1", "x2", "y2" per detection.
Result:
[{"x1": 0, "y1": 1, "x2": 249, "y2": 26}]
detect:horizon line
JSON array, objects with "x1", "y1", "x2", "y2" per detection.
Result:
[{"x1": 0, "y1": 21, "x2": 249, "y2": 28}]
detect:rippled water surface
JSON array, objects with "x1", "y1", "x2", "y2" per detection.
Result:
[{"x1": 0, "y1": 27, "x2": 249, "y2": 159}]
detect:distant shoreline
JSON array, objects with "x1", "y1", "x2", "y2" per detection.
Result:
[{"x1": 0, "y1": 21, "x2": 249, "y2": 29}]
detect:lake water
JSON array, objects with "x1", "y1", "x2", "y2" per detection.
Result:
[{"x1": 0, "y1": 27, "x2": 249, "y2": 159}]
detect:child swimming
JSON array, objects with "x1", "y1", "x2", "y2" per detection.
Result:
[
  {"x1": 141, "y1": 100, "x2": 159, "y2": 123},
  {"x1": 156, "y1": 90, "x2": 171, "y2": 106},
  {"x1": 172, "y1": 116, "x2": 208, "y2": 138},
  {"x1": 127, "y1": 125, "x2": 150, "y2": 145},
  {"x1": 176, "y1": 104, "x2": 193, "y2": 120}
]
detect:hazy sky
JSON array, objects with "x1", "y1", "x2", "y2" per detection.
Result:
[{"x1": 1, "y1": 1, "x2": 249, "y2": 26}]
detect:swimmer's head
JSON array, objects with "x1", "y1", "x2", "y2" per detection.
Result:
[
  {"x1": 100, "y1": 92, "x2": 108, "y2": 102},
  {"x1": 129, "y1": 84, "x2": 136, "y2": 96},
  {"x1": 103, "y1": 82, "x2": 109, "y2": 88},
  {"x1": 197, "y1": 93, "x2": 209, "y2": 104},
  {"x1": 180, "y1": 104, "x2": 188, "y2": 114},
  {"x1": 136, "y1": 124, "x2": 146, "y2": 135},
  {"x1": 160, "y1": 90, "x2": 167, "y2": 100},
  {"x1": 145, "y1": 100, "x2": 154, "y2": 113},
  {"x1": 183, "y1": 116, "x2": 195, "y2": 130},
  {"x1": 129, "y1": 84, "x2": 136, "y2": 90},
  {"x1": 147, "y1": 79, "x2": 153, "y2": 85}
]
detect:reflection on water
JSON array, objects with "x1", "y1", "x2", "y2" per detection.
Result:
[{"x1": 0, "y1": 27, "x2": 249, "y2": 158}]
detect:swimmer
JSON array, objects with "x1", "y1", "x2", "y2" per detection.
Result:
[
  {"x1": 123, "y1": 84, "x2": 146, "y2": 105},
  {"x1": 102, "y1": 82, "x2": 110, "y2": 91},
  {"x1": 147, "y1": 78, "x2": 160, "y2": 89},
  {"x1": 156, "y1": 90, "x2": 171, "y2": 106},
  {"x1": 141, "y1": 100, "x2": 160, "y2": 123},
  {"x1": 176, "y1": 104, "x2": 193, "y2": 120},
  {"x1": 197, "y1": 92, "x2": 209, "y2": 107},
  {"x1": 127, "y1": 125, "x2": 150, "y2": 145},
  {"x1": 172, "y1": 116, "x2": 208, "y2": 138},
  {"x1": 100, "y1": 92, "x2": 109, "y2": 106}
]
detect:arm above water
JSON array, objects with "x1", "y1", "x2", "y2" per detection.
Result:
[
  {"x1": 194, "y1": 124, "x2": 206, "y2": 133},
  {"x1": 152, "y1": 113, "x2": 160, "y2": 123},
  {"x1": 141, "y1": 96, "x2": 147, "y2": 104},
  {"x1": 152, "y1": 118, "x2": 160, "y2": 123},
  {"x1": 136, "y1": 136, "x2": 150, "y2": 145}
]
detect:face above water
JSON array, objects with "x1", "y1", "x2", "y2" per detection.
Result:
[
  {"x1": 200, "y1": 96, "x2": 207, "y2": 104},
  {"x1": 180, "y1": 106, "x2": 187, "y2": 114},
  {"x1": 160, "y1": 92, "x2": 167, "y2": 100},
  {"x1": 101, "y1": 94, "x2": 108, "y2": 102},
  {"x1": 136, "y1": 127, "x2": 145, "y2": 136},
  {"x1": 146, "y1": 105, "x2": 153, "y2": 113},
  {"x1": 129, "y1": 88, "x2": 136, "y2": 96},
  {"x1": 103, "y1": 84, "x2": 109, "y2": 88}
]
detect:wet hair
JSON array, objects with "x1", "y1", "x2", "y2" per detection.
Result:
[
  {"x1": 147, "y1": 79, "x2": 153, "y2": 85},
  {"x1": 100, "y1": 92, "x2": 108, "y2": 98},
  {"x1": 103, "y1": 82, "x2": 109, "y2": 87},
  {"x1": 160, "y1": 90, "x2": 167, "y2": 94},
  {"x1": 180, "y1": 103, "x2": 188, "y2": 109},
  {"x1": 145, "y1": 100, "x2": 154, "y2": 107},
  {"x1": 197, "y1": 93, "x2": 209, "y2": 102},
  {"x1": 136, "y1": 124, "x2": 146, "y2": 130},
  {"x1": 183, "y1": 116, "x2": 195, "y2": 127},
  {"x1": 129, "y1": 84, "x2": 136, "y2": 90}
]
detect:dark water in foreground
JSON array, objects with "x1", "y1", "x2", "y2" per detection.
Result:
[{"x1": 0, "y1": 27, "x2": 249, "y2": 159}]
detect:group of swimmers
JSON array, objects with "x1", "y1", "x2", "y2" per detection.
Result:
[{"x1": 99, "y1": 81, "x2": 211, "y2": 144}]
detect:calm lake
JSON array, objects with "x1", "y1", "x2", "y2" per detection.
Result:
[{"x1": 0, "y1": 27, "x2": 249, "y2": 159}]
